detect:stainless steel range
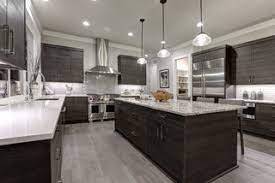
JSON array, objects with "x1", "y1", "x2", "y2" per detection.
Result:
[{"x1": 88, "y1": 94, "x2": 119, "y2": 122}]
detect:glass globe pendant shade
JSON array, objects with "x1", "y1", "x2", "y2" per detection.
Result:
[
  {"x1": 137, "y1": 57, "x2": 147, "y2": 65},
  {"x1": 157, "y1": 48, "x2": 171, "y2": 58},
  {"x1": 192, "y1": 32, "x2": 212, "y2": 47}
]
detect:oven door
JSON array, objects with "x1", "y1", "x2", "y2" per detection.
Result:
[
  {"x1": 104, "y1": 103, "x2": 115, "y2": 119},
  {"x1": 242, "y1": 102, "x2": 256, "y2": 120},
  {"x1": 89, "y1": 103, "x2": 104, "y2": 122}
]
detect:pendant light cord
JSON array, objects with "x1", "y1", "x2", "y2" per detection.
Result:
[
  {"x1": 200, "y1": 0, "x2": 203, "y2": 33},
  {"x1": 5, "y1": 0, "x2": 8, "y2": 24},
  {"x1": 140, "y1": 19, "x2": 145, "y2": 58},
  {"x1": 162, "y1": 2, "x2": 165, "y2": 49}
]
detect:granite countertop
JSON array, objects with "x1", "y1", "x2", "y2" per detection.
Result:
[
  {"x1": 0, "y1": 96, "x2": 65, "y2": 146},
  {"x1": 114, "y1": 98, "x2": 245, "y2": 117},
  {"x1": 227, "y1": 98, "x2": 275, "y2": 105}
]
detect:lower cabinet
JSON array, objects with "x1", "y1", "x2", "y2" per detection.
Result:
[
  {"x1": 65, "y1": 96, "x2": 88, "y2": 124},
  {"x1": 115, "y1": 101, "x2": 184, "y2": 182},
  {"x1": 243, "y1": 103, "x2": 275, "y2": 138},
  {"x1": 51, "y1": 118, "x2": 63, "y2": 183},
  {"x1": 0, "y1": 114, "x2": 64, "y2": 183}
]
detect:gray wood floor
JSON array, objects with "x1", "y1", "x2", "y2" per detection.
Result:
[{"x1": 62, "y1": 121, "x2": 275, "y2": 183}]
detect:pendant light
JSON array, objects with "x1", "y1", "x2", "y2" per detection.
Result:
[
  {"x1": 192, "y1": 0, "x2": 212, "y2": 47},
  {"x1": 157, "y1": 0, "x2": 170, "y2": 58},
  {"x1": 137, "y1": 18, "x2": 147, "y2": 65}
]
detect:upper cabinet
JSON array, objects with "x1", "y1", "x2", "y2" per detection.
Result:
[
  {"x1": 233, "y1": 36, "x2": 275, "y2": 85},
  {"x1": 0, "y1": 0, "x2": 26, "y2": 70},
  {"x1": 118, "y1": 55, "x2": 146, "y2": 85},
  {"x1": 41, "y1": 44, "x2": 84, "y2": 83}
]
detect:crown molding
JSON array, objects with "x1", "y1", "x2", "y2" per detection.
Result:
[
  {"x1": 172, "y1": 18, "x2": 275, "y2": 51},
  {"x1": 42, "y1": 30, "x2": 140, "y2": 52},
  {"x1": 42, "y1": 30, "x2": 96, "y2": 44}
]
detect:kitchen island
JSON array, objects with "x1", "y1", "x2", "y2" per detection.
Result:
[{"x1": 114, "y1": 98, "x2": 244, "y2": 183}]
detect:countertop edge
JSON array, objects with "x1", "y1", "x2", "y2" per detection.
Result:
[{"x1": 114, "y1": 98, "x2": 244, "y2": 117}]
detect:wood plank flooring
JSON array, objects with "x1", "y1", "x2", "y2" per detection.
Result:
[{"x1": 62, "y1": 121, "x2": 275, "y2": 183}]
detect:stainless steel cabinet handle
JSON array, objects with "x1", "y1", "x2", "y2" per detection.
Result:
[
  {"x1": 8, "y1": 29, "x2": 15, "y2": 55},
  {"x1": 55, "y1": 148, "x2": 61, "y2": 160},
  {"x1": 160, "y1": 124, "x2": 166, "y2": 142},
  {"x1": 131, "y1": 131, "x2": 137, "y2": 137},
  {"x1": 156, "y1": 127, "x2": 159, "y2": 139}
]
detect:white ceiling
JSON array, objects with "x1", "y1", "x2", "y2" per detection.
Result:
[{"x1": 33, "y1": 0, "x2": 275, "y2": 51}]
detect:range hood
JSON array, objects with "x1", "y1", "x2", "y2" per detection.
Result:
[{"x1": 86, "y1": 38, "x2": 120, "y2": 75}]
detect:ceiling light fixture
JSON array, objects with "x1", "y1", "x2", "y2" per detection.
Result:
[
  {"x1": 42, "y1": 0, "x2": 49, "y2": 2},
  {"x1": 82, "y1": 20, "x2": 90, "y2": 27},
  {"x1": 137, "y1": 19, "x2": 147, "y2": 65},
  {"x1": 128, "y1": 32, "x2": 134, "y2": 37},
  {"x1": 193, "y1": 0, "x2": 212, "y2": 47},
  {"x1": 157, "y1": 0, "x2": 170, "y2": 58}
]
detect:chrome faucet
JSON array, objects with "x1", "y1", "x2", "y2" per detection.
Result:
[
  {"x1": 37, "y1": 72, "x2": 47, "y2": 96},
  {"x1": 28, "y1": 72, "x2": 47, "y2": 99}
]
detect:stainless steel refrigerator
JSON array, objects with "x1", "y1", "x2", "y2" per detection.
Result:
[{"x1": 192, "y1": 58, "x2": 225, "y2": 98}]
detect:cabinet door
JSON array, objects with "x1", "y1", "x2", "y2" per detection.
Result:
[
  {"x1": 51, "y1": 122, "x2": 63, "y2": 183},
  {"x1": 251, "y1": 38, "x2": 275, "y2": 84},
  {"x1": 42, "y1": 44, "x2": 84, "y2": 83},
  {"x1": 158, "y1": 114, "x2": 184, "y2": 181},
  {"x1": 65, "y1": 97, "x2": 88, "y2": 124},
  {"x1": 118, "y1": 55, "x2": 146, "y2": 85},
  {"x1": 147, "y1": 112, "x2": 184, "y2": 181},
  {"x1": 256, "y1": 103, "x2": 275, "y2": 137},
  {"x1": 234, "y1": 45, "x2": 252, "y2": 85},
  {"x1": 147, "y1": 116, "x2": 162, "y2": 163},
  {"x1": 6, "y1": 0, "x2": 26, "y2": 69},
  {"x1": 115, "y1": 101, "x2": 130, "y2": 136},
  {"x1": 0, "y1": 0, "x2": 7, "y2": 60}
]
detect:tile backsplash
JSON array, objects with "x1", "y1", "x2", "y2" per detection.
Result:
[
  {"x1": 236, "y1": 85, "x2": 275, "y2": 100},
  {"x1": 46, "y1": 75, "x2": 147, "y2": 95}
]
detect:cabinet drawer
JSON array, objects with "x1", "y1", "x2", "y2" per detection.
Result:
[{"x1": 256, "y1": 103, "x2": 275, "y2": 121}]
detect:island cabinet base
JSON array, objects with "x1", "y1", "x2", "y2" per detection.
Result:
[{"x1": 115, "y1": 101, "x2": 238, "y2": 183}]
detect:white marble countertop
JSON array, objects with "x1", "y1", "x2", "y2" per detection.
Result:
[
  {"x1": 0, "y1": 96, "x2": 65, "y2": 146},
  {"x1": 227, "y1": 98, "x2": 275, "y2": 105},
  {"x1": 114, "y1": 98, "x2": 245, "y2": 117}
]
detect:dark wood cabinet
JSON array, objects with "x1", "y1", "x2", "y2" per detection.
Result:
[
  {"x1": 115, "y1": 100, "x2": 238, "y2": 183},
  {"x1": 243, "y1": 103, "x2": 275, "y2": 138},
  {"x1": 118, "y1": 55, "x2": 146, "y2": 85},
  {"x1": 147, "y1": 112, "x2": 184, "y2": 180},
  {"x1": 41, "y1": 44, "x2": 84, "y2": 83},
  {"x1": 233, "y1": 44, "x2": 252, "y2": 85},
  {"x1": 65, "y1": 96, "x2": 88, "y2": 124},
  {"x1": 0, "y1": 0, "x2": 26, "y2": 70},
  {"x1": 233, "y1": 36, "x2": 275, "y2": 85}
]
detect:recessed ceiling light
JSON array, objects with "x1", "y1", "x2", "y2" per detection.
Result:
[
  {"x1": 91, "y1": 0, "x2": 97, "y2": 1},
  {"x1": 128, "y1": 32, "x2": 134, "y2": 37},
  {"x1": 82, "y1": 21, "x2": 90, "y2": 27},
  {"x1": 145, "y1": 54, "x2": 149, "y2": 58},
  {"x1": 196, "y1": 21, "x2": 204, "y2": 27},
  {"x1": 42, "y1": 0, "x2": 49, "y2": 2}
]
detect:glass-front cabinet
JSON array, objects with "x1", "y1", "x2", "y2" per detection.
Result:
[{"x1": 176, "y1": 57, "x2": 189, "y2": 97}]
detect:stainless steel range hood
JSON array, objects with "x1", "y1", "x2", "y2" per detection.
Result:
[{"x1": 86, "y1": 38, "x2": 120, "y2": 75}]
